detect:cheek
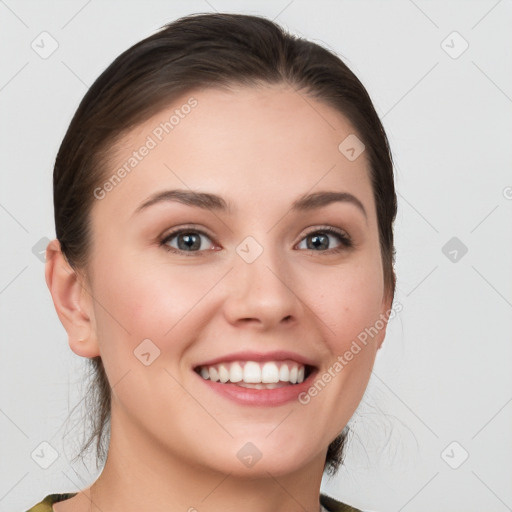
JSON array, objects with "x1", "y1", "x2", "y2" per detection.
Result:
[
  {"x1": 311, "y1": 254, "x2": 385, "y2": 353},
  {"x1": 89, "y1": 250, "x2": 223, "y2": 355},
  {"x1": 292, "y1": 258, "x2": 385, "y2": 444},
  {"x1": 87, "y1": 253, "x2": 204, "y2": 409}
]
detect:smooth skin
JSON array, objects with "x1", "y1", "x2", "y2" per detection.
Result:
[{"x1": 46, "y1": 83, "x2": 392, "y2": 512}]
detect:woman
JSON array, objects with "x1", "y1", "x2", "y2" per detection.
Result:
[{"x1": 28, "y1": 11, "x2": 397, "y2": 512}]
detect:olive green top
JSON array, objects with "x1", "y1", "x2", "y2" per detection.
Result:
[{"x1": 25, "y1": 492, "x2": 363, "y2": 512}]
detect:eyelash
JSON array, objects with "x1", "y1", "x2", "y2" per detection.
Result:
[{"x1": 159, "y1": 225, "x2": 353, "y2": 257}]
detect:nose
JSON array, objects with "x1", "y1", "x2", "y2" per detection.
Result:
[{"x1": 222, "y1": 243, "x2": 303, "y2": 330}]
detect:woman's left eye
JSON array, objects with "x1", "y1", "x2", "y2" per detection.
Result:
[{"x1": 296, "y1": 228, "x2": 352, "y2": 253}]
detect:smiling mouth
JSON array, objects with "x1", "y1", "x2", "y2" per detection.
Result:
[{"x1": 194, "y1": 359, "x2": 315, "y2": 389}]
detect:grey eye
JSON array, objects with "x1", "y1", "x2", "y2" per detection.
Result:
[{"x1": 163, "y1": 230, "x2": 214, "y2": 252}]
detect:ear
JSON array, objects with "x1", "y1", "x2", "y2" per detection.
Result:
[
  {"x1": 45, "y1": 239, "x2": 100, "y2": 358},
  {"x1": 376, "y1": 291, "x2": 394, "y2": 351}
]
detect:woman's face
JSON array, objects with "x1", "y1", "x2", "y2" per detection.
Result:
[{"x1": 80, "y1": 84, "x2": 391, "y2": 476}]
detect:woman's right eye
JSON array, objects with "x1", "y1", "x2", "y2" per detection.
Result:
[{"x1": 160, "y1": 229, "x2": 216, "y2": 255}]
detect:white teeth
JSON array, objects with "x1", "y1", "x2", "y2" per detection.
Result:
[
  {"x1": 229, "y1": 362, "x2": 243, "y2": 383},
  {"x1": 261, "y1": 362, "x2": 280, "y2": 383},
  {"x1": 218, "y1": 364, "x2": 230, "y2": 383},
  {"x1": 237, "y1": 382, "x2": 264, "y2": 389},
  {"x1": 209, "y1": 366, "x2": 219, "y2": 382},
  {"x1": 243, "y1": 361, "x2": 261, "y2": 383},
  {"x1": 196, "y1": 360, "x2": 309, "y2": 385},
  {"x1": 237, "y1": 382, "x2": 288, "y2": 389}
]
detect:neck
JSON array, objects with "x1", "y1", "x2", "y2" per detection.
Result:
[{"x1": 85, "y1": 406, "x2": 327, "y2": 512}]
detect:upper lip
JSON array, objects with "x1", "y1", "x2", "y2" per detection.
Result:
[{"x1": 193, "y1": 350, "x2": 318, "y2": 369}]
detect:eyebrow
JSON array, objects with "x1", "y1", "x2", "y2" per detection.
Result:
[{"x1": 133, "y1": 189, "x2": 367, "y2": 219}]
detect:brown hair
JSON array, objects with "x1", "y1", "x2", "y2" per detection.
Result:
[{"x1": 55, "y1": 12, "x2": 397, "y2": 476}]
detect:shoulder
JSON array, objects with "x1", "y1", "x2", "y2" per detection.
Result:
[
  {"x1": 25, "y1": 493, "x2": 78, "y2": 512},
  {"x1": 320, "y1": 492, "x2": 364, "y2": 512}
]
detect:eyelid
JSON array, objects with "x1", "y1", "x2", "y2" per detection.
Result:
[
  {"x1": 297, "y1": 225, "x2": 352, "y2": 243},
  {"x1": 160, "y1": 223, "x2": 215, "y2": 241},
  {"x1": 303, "y1": 224, "x2": 350, "y2": 237}
]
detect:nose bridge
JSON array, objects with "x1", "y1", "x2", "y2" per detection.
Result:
[{"x1": 223, "y1": 234, "x2": 301, "y2": 327}]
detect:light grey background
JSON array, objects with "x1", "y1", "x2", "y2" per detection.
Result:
[{"x1": 1, "y1": 1, "x2": 511, "y2": 511}]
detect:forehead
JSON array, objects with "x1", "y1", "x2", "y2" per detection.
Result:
[{"x1": 93, "y1": 84, "x2": 375, "y2": 223}]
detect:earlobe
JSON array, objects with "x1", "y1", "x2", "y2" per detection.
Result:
[{"x1": 45, "y1": 239, "x2": 100, "y2": 358}]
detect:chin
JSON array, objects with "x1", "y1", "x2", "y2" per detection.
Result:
[{"x1": 196, "y1": 438, "x2": 322, "y2": 478}]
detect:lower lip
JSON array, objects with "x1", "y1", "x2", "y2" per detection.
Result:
[{"x1": 195, "y1": 370, "x2": 317, "y2": 406}]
